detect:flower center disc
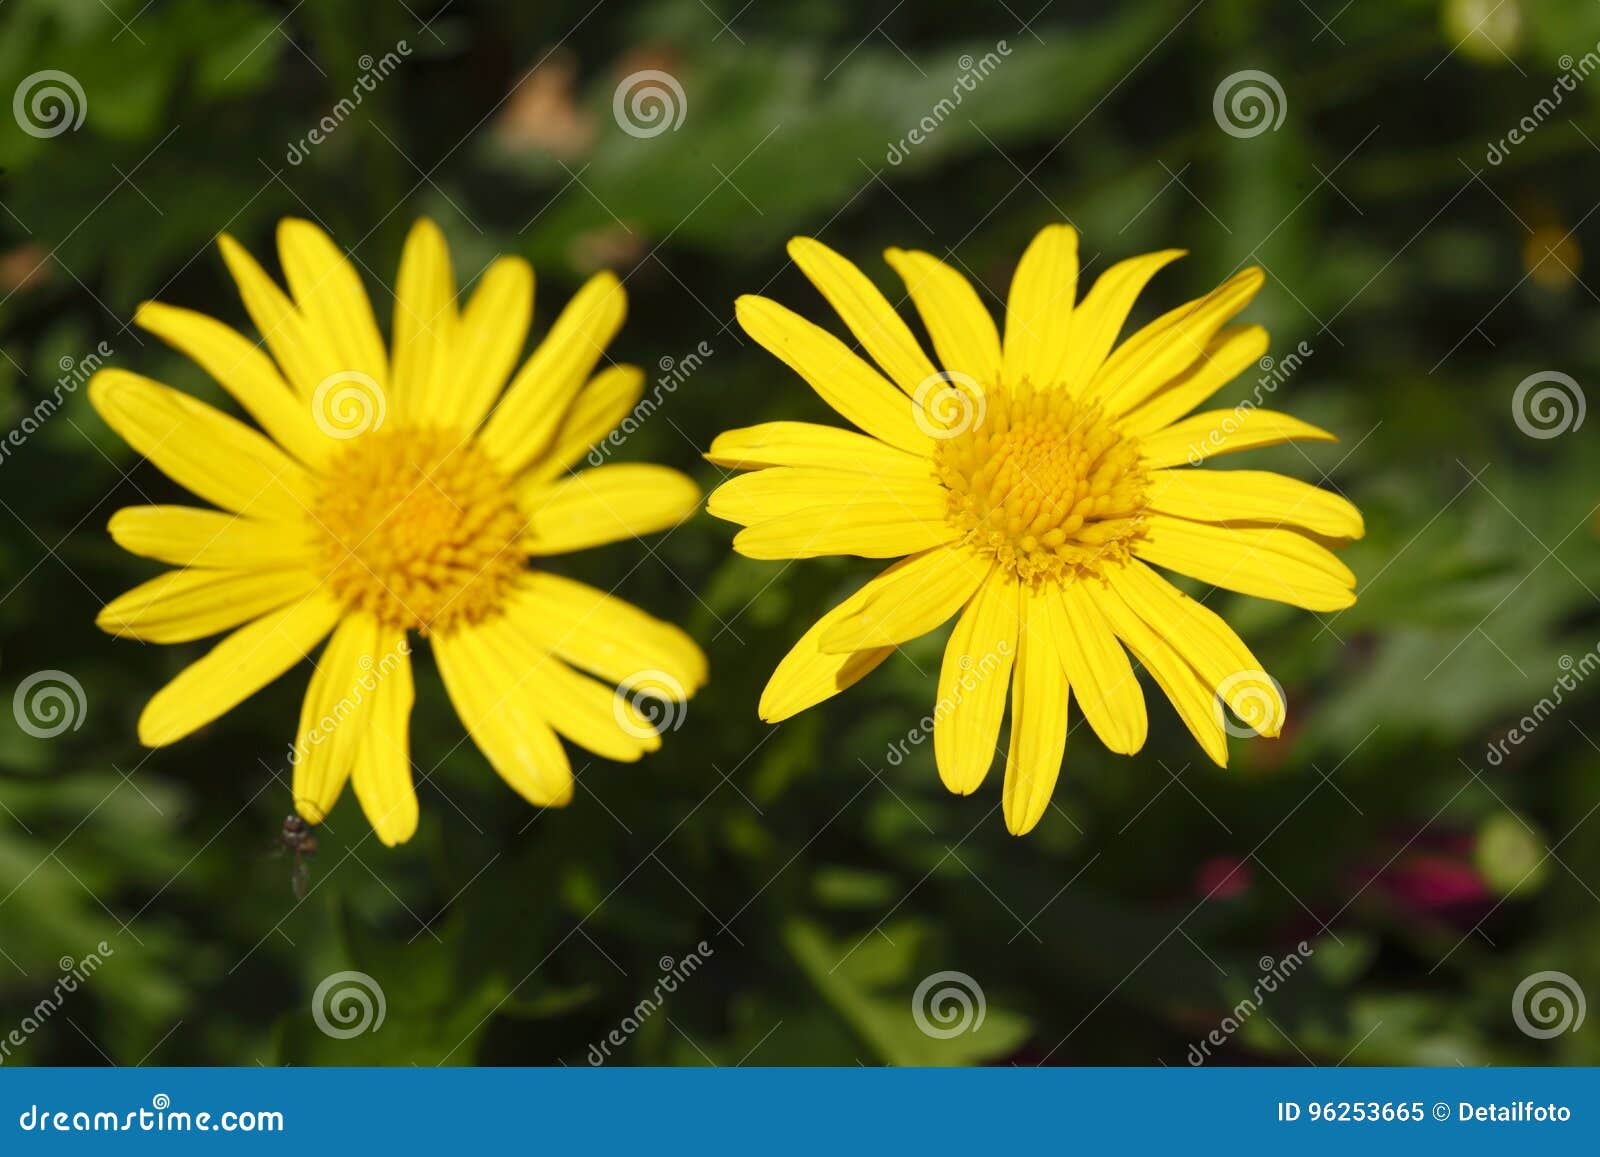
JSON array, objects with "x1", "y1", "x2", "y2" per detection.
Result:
[
  {"x1": 311, "y1": 429, "x2": 529, "y2": 633},
  {"x1": 932, "y1": 381, "x2": 1149, "y2": 585}
]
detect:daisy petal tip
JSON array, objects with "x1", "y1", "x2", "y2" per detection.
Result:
[
  {"x1": 85, "y1": 367, "x2": 129, "y2": 413},
  {"x1": 406, "y1": 215, "x2": 444, "y2": 240},
  {"x1": 1003, "y1": 806, "x2": 1045, "y2": 837},
  {"x1": 1035, "y1": 221, "x2": 1078, "y2": 245},
  {"x1": 374, "y1": 816, "x2": 418, "y2": 848},
  {"x1": 135, "y1": 708, "x2": 178, "y2": 750},
  {"x1": 732, "y1": 294, "x2": 772, "y2": 328},
  {"x1": 277, "y1": 215, "x2": 330, "y2": 242},
  {"x1": 1107, "y1": 731, "x2": 1146, "y2": 757}
]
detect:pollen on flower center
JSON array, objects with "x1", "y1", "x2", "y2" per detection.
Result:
[
  {"x1": 932, "y1": 380, "x2": 1149, "y2": 585},
  {"x1": 311, "y1": 429, "x2": 529, "y2": 634}
]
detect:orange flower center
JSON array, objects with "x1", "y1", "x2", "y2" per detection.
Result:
[
  {"x1": 310, "y1": 429, "x2": 529, "y2": 633},
  {"x1": 931, "y1": 380, "x2": 1148, "y2": 585}
]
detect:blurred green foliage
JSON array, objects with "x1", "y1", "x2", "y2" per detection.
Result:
[{"x1": 4, "y1": 0, "x2": 1600, "y2": 1066}]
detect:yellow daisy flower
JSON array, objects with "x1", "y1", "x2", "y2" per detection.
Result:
[
  {"x1": 91, "y1": 218, "x2": 706, "y2": 846},
  {"x1": 707, "y1": 226, "x2": 1361, "y2": 835}
]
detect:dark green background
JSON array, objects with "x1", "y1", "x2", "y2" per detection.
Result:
[{"x1": 3, "y1": 0, "x2": 1599, "y2": 1065}]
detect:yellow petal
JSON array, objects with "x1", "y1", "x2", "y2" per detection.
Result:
[
  {"x1": 1145, "y1": 468, "x2": 1365, "y2": 539},
  {"x1": 89, "y1": 370, "x2": 314, "y2": 521},
  {"x1": 759, "y1": 580, "x2": 896, "y2": 723},
  {"x1": 1082, "y1": 577, "x2": 1228, "y2": 768},
  {"x1": 495, "y1": 643, "x2": 661, "y2": 763},
  {"x1": 734, "y1": 294, "x2": 931, "y2": 455},
  {"x1": 1138, "y1": 407, "x2": 1336, "y2": 469},
  {"x1": 433, "y1": 621, "x2": 574, "y2": 807},
  {"x1": 819, "y1": 544, "x2": 989, "y2": 652},
  {"x1": 787, "y1": 236, "x2": 938, "y2": 395},
  {"x1": 1135, "y1": 514, "x2": 1356, "y2": 611},
  {"x1": 1058, "y1": 249, "x2": 1185, "y2": 393},
  {"x1": 449, "y1": 256, "x2": 534, "y2": 430},
  {"x1": 1114, "y1": 559, "x2": 1285, "y2": 737},
  {"x1": 277, "y1": 218, "x2": 389, "y2": 389},
  {"x1": 134, "y1": 301, "x2": 331, "y2": 468},
  {"x1": 217, "y1": 233, "x2": 343, "y2": 400},
  {"x1": 97, "y1": 567, "x2": 319, "y2": 643},
  {"x1": 350, "y1": 647, "x2": 418, "y2": 847},
  {"x1": 293, "y1": 614, "x2": 400, "y2": 824},
  {"x1": 108, "y1": 506, "x2": 309, "y2": 570},
  {"x1": 390, "y1": 217, "x2": 458, "y2": 422},
  {"x1": 1051, "y1": 582, "x2": 1147, "y2": 755},
  {"x1": 1091, "y1": 268, "x2": 1264, "y2": 414},
  {"x1": 479, "y1": 271, "x2": 625, "y2": 475},
  {"x1": 1119, "y1": 325, "x2": 1268, "y2": 436},
  {"x1": 1002, "y1": 224, "x2": 1079, "y2": 388},
  {"x1": 523, "y1": 464, "x2": 699, "y2": 554},
  {"x1": 933, "y1": 572, "x2": 1018, "y2": 795},
  {"x1": 524, "y1": 364, "x2": 646, "y2": 485},
  {"x1": 704, "y1": 422, "x2": 932, "y2": 476},
  {"x1": 507, "y1": 572, "x2": 708, "y2": 695},
  {"x1": 884, "y1": 247, "x2": 1002, "y2": 384},
  {"x1": 707, "y1": 466, "x2": 944, "y2": 528},
  {"x1": 137, "y1": 591, "x2": 343, "y2": 747},
  {"x1": 733, "y1": 499, "x2": 956, "y2": 561},
  {"x1": 1003, "y1": 583, "x2": 1069, "y2": 835}
]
